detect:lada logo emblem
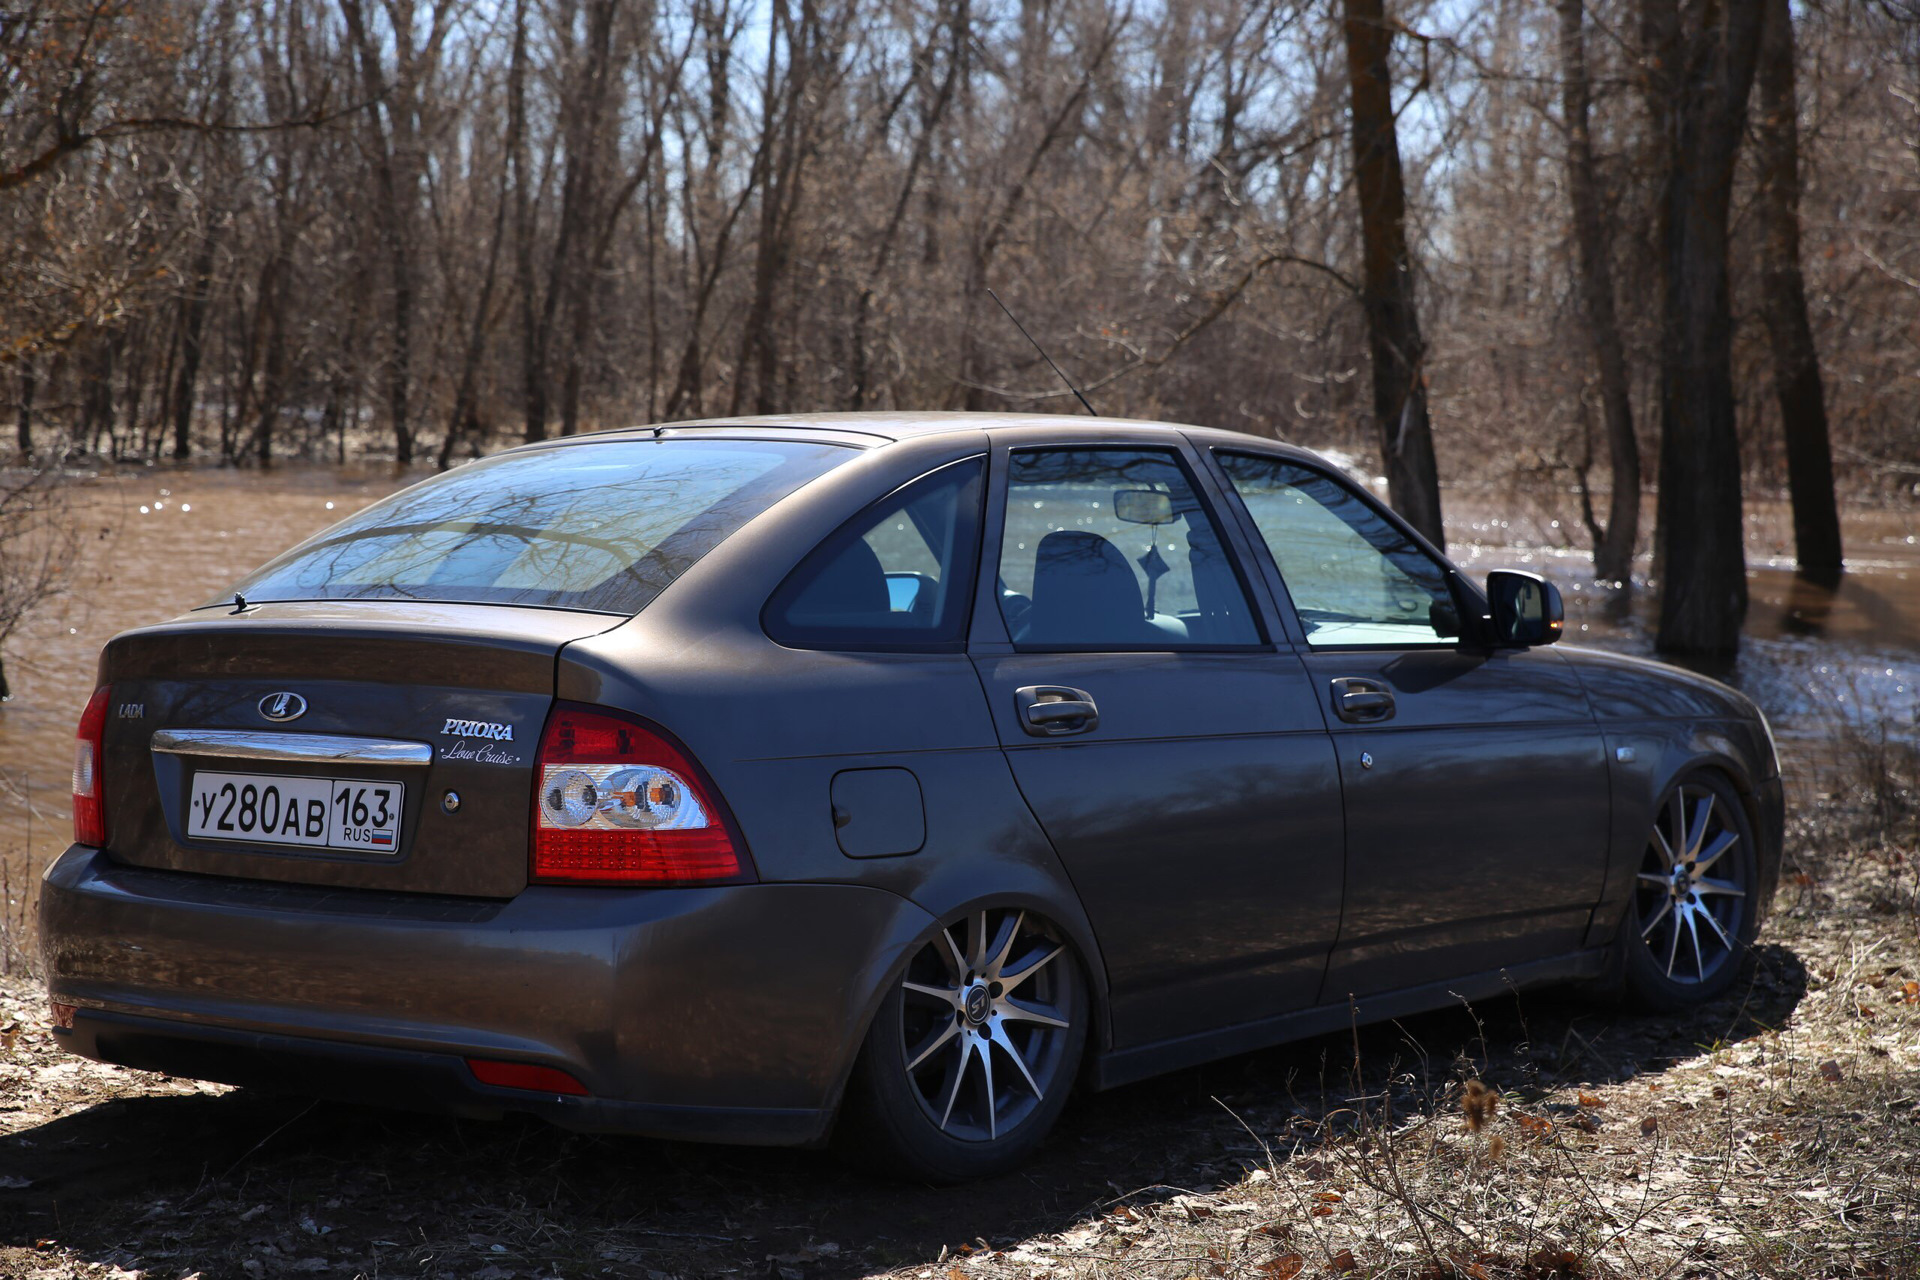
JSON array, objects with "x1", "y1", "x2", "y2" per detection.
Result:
[{"x1": 259, "y1": 692, "x2": 308, "y2": 722}]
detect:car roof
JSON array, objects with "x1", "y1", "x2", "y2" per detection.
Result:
[{"x1": 564, "y1": 411, "x2": 1333, "y2": 467}]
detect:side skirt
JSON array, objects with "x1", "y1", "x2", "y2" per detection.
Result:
[{"x1": 1087, "y1": 948, "x2": 1609, "y2": 1091}]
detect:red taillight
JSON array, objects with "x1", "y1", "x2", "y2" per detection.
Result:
[
  {"x1": 466, "y1": 1058, "x2": 590, "y2": 1096},
  {"x1": 73, "y1": 686, "x2": 110, "y2": 847},
  {"x1": 529, "y1": 703, "x2": 751, "y2": 886}
]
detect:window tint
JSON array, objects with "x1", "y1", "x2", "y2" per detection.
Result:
[
  {"x1": 1218, "y1": 453, "x2": 1457, "y2": 647},
  {"x1": 226, "y1": 440, "x2": 851, "y2": 614},
  {"x1": 998, "y1": 448, "x2": 1259, "y2": 649},
  {"x1": 765, "y1": 458, "x2": 984, "y2": 649}
]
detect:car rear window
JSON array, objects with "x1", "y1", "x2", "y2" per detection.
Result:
[{"x1": 219, "y1": 439, "x2": 852, "y2": 614}]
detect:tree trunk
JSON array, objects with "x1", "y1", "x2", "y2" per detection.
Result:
[
  {"x1": 340, "y1": 0, "x2": 418, "y2": 465},
  {"x1": 441, "y1": 153, "x2": 511, "y2": 469},
  {"x1": 81, "y1": 336, "x2": 116, "y2": 457},
  {"x1": 1557, "y1": 0, "x2": 1639, "y2": 585},
  {"x1": 14, "y1": 361, "x2": 33, "y2": 458},
  {"x1": 733, "y1": 0, "x2": 807, "y2": 416},
  {"x1": 169, "y1": 234, "x2": 216, "y2": 461},
  {"x1": 851, "y1": 2, "x2": 959, "y2": 409},
  {"x1": 556, "y1": 0, "x2": 623, "y2": 439},
  {"x1": 1756, "y1": 0, "x2": 1843, "y2": 588},
  {"x1": 1340, "y1": 0, "x2": 1444, "y2": 550},
  {"x1": 505, "y1": 0, "x2": 547, "y2": 444},
  {"x1": 1645, "y1": 0, "x2": 1764, "y2": 660}
]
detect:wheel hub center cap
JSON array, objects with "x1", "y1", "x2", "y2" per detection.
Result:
[{"x1": 963, "y1": 983, "x2": 991, "y2": 1026}]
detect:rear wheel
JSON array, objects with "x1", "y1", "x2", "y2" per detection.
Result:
[
  {"x1": 839, "y1": 907, "x2": 1085, "y2": 1182},
  {"x1": 1620, "y1": 772, "x2": 1757, "y2": 1010}
]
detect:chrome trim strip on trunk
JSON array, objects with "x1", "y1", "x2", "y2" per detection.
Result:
[{"x1": 151, "y1": 729, "x2": 434, "y2": 766}]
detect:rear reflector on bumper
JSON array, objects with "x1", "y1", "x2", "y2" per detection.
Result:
[
  {"x1": 465, "y1": 1057, "x2": 590, "y2": 1096},
  {"x1": 51, "y1": 1001, "x2": 77, "y2": 1030}
]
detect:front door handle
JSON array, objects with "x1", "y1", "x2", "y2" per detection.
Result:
[
  {"x1": 1330, "y1": 677, "x2": 1395, "y2": 724},
  {"x1": 1015, "y1": 685, "x2": 1100, "y2": 737}
]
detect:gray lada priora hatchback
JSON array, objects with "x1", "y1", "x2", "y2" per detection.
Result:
[{"x1": 43, "y1": 413, "x2": 1783, "y2": 1180}]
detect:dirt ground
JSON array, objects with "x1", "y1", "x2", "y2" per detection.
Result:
[{"x1": 2, "y1": 778, "x2": 1916, "y2": 1280}]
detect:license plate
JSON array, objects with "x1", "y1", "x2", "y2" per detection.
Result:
[{"x1": 186, "y1": 771, "x2": 404, "y2": 854}]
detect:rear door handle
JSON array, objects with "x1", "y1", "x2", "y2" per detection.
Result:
[
  {"x1": 1015, "y1": 685, "x2": 1100, "y2": 737},
  {"x1": 1330, "y1": 677, "x2": 1395, "y2": 724}
]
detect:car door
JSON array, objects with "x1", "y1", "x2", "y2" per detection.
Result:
[
  {"x1": 1211, "y1": 451, "x2": 1611, "y2": 1002},
  {"x1": 968, "y1": 438, "x2": 1346, "y2": 1049}
]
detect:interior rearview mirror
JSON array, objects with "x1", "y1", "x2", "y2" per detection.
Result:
[
  {"x1": 1486, "y1": 570, "x2": 1563, "y2": 647},
  {"x1": 1112, "y1": 489, "x2": 1176, "y2": 526}
]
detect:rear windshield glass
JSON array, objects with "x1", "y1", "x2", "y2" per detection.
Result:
[{"x1": 218, "y1": 439, "x2": 851, "y2": 614}]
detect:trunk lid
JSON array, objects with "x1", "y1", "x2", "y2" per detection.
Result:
[{"x1": 96, "y1": 601, "x2": 623, "y2": 897}]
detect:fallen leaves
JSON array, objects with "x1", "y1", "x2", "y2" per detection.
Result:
[
  {"x1": 1461, "y1": 1079, "x2": 1500, "y2": 1132},
  {"x1": 1256, "y1": 1252, "x2": 1303, "y2": 1279}
]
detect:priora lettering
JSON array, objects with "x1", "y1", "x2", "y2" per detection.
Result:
[{"x1": 441, "y1": 718, "x2": 514, "y2": 741}]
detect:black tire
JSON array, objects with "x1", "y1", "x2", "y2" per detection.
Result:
[
  {"x1": 838, "y1": 907, "x2": 1086, "y2": 1182},
  {"x1": 1618, "y1": 771, "x2": 1759, "y2": 1011}
]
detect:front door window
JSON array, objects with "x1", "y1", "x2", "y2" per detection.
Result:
[{"x1": 1217, "y1": 454, "x2": 1457, "y2": 647}]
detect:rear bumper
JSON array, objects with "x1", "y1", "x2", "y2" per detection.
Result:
[
  {"x1": 55, "y1": 1005, "x2": 825, "y2": 1142},
  {"x1": 40, "y1": 846, "x2": 933, "y2": 1145}
]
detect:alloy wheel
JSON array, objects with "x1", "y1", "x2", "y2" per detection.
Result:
[
  {"x1": 1634, "y1": 783, "x2": 1748, "y2": 984},
  {"x1": 898, "y1": 909, "x2": 1076, "y2": 1143}
]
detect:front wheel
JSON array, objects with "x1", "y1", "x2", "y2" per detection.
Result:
[
  {"x1": 1619, "y1": 772, "x2": 1758, "y2": 1010},
  {"x1": 839, "y1": 907, "x2": 1086, "y2": 1182}
]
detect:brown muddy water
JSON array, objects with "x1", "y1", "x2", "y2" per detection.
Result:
[{"x1": 1, "y1": 462, "x2": 1916, "y2": 960}]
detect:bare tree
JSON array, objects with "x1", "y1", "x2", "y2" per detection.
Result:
[
  {"x1": 1756, "y1": 0, "x2": 1843, "y2": 588},
  {"x1": 0, "y1": 465, "x2": 77, "y2": 701},
  {"x1": 1558, "y1": 0, "x2": 1639, "y2": 585}
]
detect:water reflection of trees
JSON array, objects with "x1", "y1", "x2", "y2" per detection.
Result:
[{"x1": 222, "y1": 442, "x2": 847, "y2": 613}]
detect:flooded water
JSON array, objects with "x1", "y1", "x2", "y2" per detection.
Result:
[
  {"x1": 1445, "y1": 496, "x2": 1920, "y2": 760},
  {"x1": 0, "y1": 466, "x2": 412, "y2": 941},
  {"x1": 1, "y1": 462, "x2": 1916, "y2": 948}
]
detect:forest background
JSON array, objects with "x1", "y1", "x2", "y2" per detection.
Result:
[{"x1": 2, "y1": 0, "x2": 1918, "y2": 673}]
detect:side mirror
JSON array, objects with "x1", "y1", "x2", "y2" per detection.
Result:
[
  {"x1": 1486, "y1": 570, "x2": 1563, "y2": 646},
  {"x1": 885, "y1": 572, "x2": 929, "y2": 613}
]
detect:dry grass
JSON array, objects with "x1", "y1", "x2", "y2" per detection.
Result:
[{"x1": 0, "y1": 731, "x2": 1915, "y2": 1280}]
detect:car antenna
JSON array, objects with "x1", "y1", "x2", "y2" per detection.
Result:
[{"x1": 985, "y1": 286, "x2": 1099, "y2": 416}]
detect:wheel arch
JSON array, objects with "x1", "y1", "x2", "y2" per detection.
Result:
[
  {"x1": 1588, "y1": 722, "x2": 1774, "y2": 951},
  {"x1": 817, "y1": 885, "x2": 1111, "y2": 1137}
]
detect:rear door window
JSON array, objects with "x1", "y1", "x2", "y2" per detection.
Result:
[
  {"x1": 996, "y1": 448, "x2": 1260, "y2": 649},
  {"x1": 765, "y1": 457, "x2": 985, "y2": 650},
  {"x1": 222, "y1": 440, "x2": 850, "y2": 614}
]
